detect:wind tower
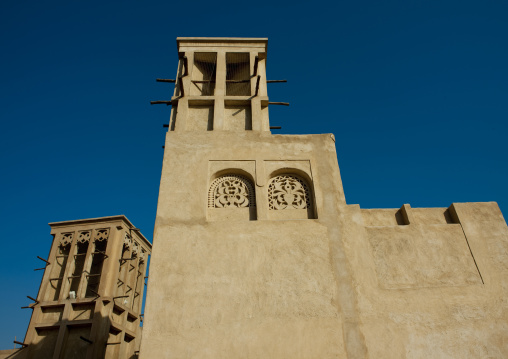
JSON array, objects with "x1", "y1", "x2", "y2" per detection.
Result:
[
  {"x1": 153, "y1": 37, "x2": 278, "y2": 132},
  {"x1": 19, "y1": 216, "x2": 151, "y2": 359},
  {"x1": 140, "y1": 38, "x2": 357, "y2": 358},
  {"x1": 11, "y1": 37, "x2": 508, "y2": 359}
]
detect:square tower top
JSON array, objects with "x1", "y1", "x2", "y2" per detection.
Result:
[
  {"x1": 161, "y1": 37, "x2": 276, "y2": 132},
  {"x1": 176, "y1": 37, "x2": 268, "y2": 55}
]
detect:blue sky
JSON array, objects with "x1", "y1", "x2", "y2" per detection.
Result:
[{"x1": 1, "y1": 0, "x2": 507, "y2": 348}]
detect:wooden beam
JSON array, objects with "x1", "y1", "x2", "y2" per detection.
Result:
[
  {"x1": 255, "y1": 75, "x2": 261, "y2": 97},
  {"x1": 252, "y1": 56, "x2": 259, "y2": 76},
  {"x1": 79, "y1": 336, "x2": 93, "y2": 344},
  {"x1": 150, "y1": 101, "x2": 172, "y2": 105},
  {"x1": 37, "y1": 256, "x2": 50, "y2": 265}
]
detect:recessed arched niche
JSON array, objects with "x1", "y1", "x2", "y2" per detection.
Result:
[
  {"x1": 267, "y1": 173, "x2": 316, "y2": 220},
  {"x1": 207, "y1": 173, "x2": 257, "y2": 221}
]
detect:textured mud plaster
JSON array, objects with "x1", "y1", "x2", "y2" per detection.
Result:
[
  {"x1": 140, "y1": 38, "x2": 508, "y2": 359},
  {"x1": 141, "y1": 130, "x2": 361, "y2": 358},
  {"x1": 344, "y1": 203, "x2": 508, "y2": 358}
]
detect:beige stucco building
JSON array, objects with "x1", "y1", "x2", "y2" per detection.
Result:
[
  {"x1": 3, "y1": 37, "x2": 507, "y2": 359},
  {"x1": 139, "y1": 37, "x2": 508, "y2": 358}
]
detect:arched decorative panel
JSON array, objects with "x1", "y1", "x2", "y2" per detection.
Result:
[
  {"x1": 268, "y1": 174, "x2": 313, "y2": 214},
  {"x1": 208, "y1": 175, "x2": 256, "y2": 209}
]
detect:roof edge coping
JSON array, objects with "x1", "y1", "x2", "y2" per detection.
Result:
[{"x1": 49, "y1": 215, "x2": 151, "y2": 248}]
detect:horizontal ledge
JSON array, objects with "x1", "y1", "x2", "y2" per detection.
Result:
[{"x1": 34, "y1": 319, "x2": 94, "y2": 329}]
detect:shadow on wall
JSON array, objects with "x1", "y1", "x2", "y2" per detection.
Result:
[{"x1": 0, "y1": 310, "x2": 139, "y2": 359}]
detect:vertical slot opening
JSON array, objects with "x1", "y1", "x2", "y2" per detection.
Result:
[
  {"x1": 115, "y1": 242, "x2": 130, "y2": 298},
  {"x1": 69, "y1": 241, "x2": 89, "y2": 295},
  {"x1": 51, "y1": 243, "x2": 70, "y2": 300},
  {"x1": 226, "y1": 53, "x2": 250, "y2": 96},
  {"x1": 191, "y1": 53, "x2": 217, "y2": 96},
  {"x1": 123, "y1": 251, "x2": 138, "y2": 308},
  {"x1": 85, "y1": 239, "x2": 108, "y2": 298},
  {"x1": 132, "y1": 258, "x2": 144, "y2": 312}
]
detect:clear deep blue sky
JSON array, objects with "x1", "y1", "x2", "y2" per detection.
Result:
[{"x1": 1, "y1": 0, "x2": 507, "y2": 348}]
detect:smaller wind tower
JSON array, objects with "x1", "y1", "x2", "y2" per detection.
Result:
[{"x1": 20, "y1": 216, "x2": 151, "y2": 359}]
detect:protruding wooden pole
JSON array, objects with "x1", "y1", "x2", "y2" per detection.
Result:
[
  {"x1": 37, "y1": 256, "x2": 50, "y2": 265},
  {"x1": 150, "y1": 101, "x2": 172, "y2": 106}
]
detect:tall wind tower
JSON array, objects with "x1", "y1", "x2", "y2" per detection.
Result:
[{"x1": 141, "y1": 37, "x2": 357, "y2": 358}]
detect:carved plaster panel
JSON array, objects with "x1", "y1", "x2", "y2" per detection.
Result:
[
  {"x1": 208, "y1": 175, "x2": 256, "y2": 208},
  {"x1": 95, "y1": 228, "x2": 109, "y2": 242},
  {"x1": 268, "y1": 175, "x2": 311, "y2": 210},
  {"x1": 124, "y1": 233, "x2": 132, "y2": 250},
  {"x1": 60, "y1": 233, "x2": 73, "y2": 246},
  {"x1": 132, "y1": 241, "x2": 140, "y2": 255},
  {"x1": 77, "y1": 231, "x2": 91, "y2": 243}
]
